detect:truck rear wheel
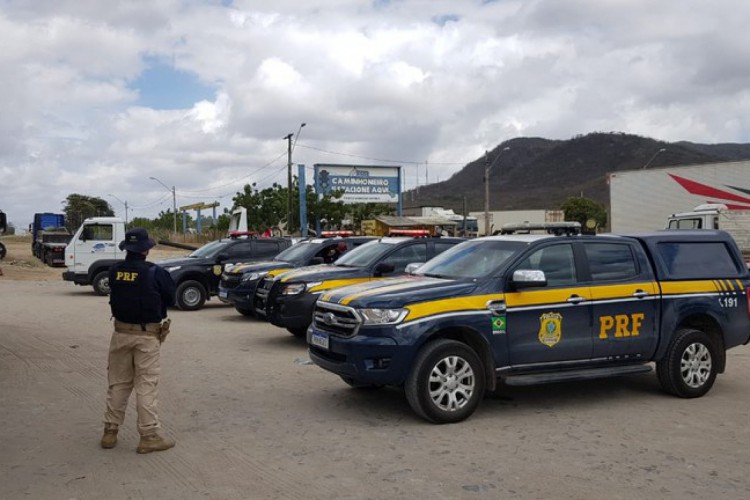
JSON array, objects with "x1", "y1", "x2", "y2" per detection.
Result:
[
  {"x1": 657, "y1": 328, "x2": 718, "y2": 398},
  {"x1": 176, "y1": 280, "x2": 207, "y2": 311},
  {"x1": 92, "y1": 271, "x2": 111, "y2": 295},
  {"x1": 405, "y1": 339, "x2": 485, "y2": 424}
]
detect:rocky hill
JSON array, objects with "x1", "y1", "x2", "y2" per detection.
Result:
[{"x1": 404, "y1": 132, "x2": 750, "y2": 213}]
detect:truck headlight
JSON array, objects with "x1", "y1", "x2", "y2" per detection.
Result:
[
  {"x1": 359, "y1": 308, "x2": 408, "y2": 325},
  {"x1": 282, "y1": 281, "x2": 322, "y2": 295},
  {"x1": 165, "y1": 265, "x2": 181, "y2": 272},
  {"x1": 241, "y1": 271, "x2": 267, "y2": 282}
]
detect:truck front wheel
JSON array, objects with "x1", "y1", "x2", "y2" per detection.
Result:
[
  {"x1": 405, "y1": 339, "x2": 485, "y2": 424},
  {"x1": 176, "y1": 280, "x2": 207, "y2": 311},
  {"x1": 657, "y1": 328, "x2": 718, "y2": 398},
  {"x1": 92, "y1": 271, "x2": 111, "y2": 295}
]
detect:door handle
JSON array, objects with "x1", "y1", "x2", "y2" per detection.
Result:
[
  {"x1": 567, "y1": 295, "x2": 586, "y2": 304},
  {"x1": 486, "y1": 300, "x2": 506, "y2": 315},
  {"x1": 632, "y1": 289, "x2": 649, "y2": 298}
]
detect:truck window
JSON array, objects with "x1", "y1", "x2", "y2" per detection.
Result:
[
  {"x1": 82, "y1": 224, "x2": 113, "y2": 241},
  {"x1": 382, "y1": 243, "x2": 427, "y2": 272},
  {"x1": 668, "y1": 218, "x2": 702, "y2": 229},
  {"x1": 254, "y1": 240, "x2": 281, "y2": 258},
  {"x1": 584, "y1": 243, "x2": 638, "y2": 281},
  {"x1": 516, "y1": 244, "x2": 577, "y2": 287},
  {"x1": 657, "y1": 242, "x2": 741, "y2": 278}
]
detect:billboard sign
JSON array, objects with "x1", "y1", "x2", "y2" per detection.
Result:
[{"x1": 314, "y1": 164, "x2": 401, "y2": 204}]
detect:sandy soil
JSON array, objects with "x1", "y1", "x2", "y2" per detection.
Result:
[
  {"x1": 0, "y1": 237, "x2": 186, "y2": 280},
  {"x1": 2, "y1": 237, "x2": 750, "y2": 499}
]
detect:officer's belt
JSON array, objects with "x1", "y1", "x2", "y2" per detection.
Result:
[{"x1": 114, "y1": 319, "x2": 162, "y2": 335}]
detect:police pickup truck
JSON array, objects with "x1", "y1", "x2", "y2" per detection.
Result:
[
  {"x1": 307, "y1": 229, "x2": 750, "y2": 423},
  {"x1": 255, "y1": 237, "x2": 464, "y2": 337},
  {"x1": 218, "y1": 237, "x2": 374, "y2": 317},
  {"x1": 157, "y1": 237, "x2": 291, "y2": 311}
]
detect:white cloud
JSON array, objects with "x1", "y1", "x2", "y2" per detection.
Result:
[{"x1": 2, "y1": 0, "x2": 750, "y2": 227}]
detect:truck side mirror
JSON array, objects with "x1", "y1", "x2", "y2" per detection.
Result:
[
  {"x1": 510, "y1": 269, "x2": 547, "y2": 289},
  {"x1": 405, "y1": 262, "x2": 422, "y2": 274},
  {"x1": 373, "y1": 262, "x2": 396, "y2": 277}
]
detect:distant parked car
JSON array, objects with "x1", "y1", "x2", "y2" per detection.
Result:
[
  {"x1": 157, "y1": 237, "x2": 292, "y2": 311},
  {"x1": 218, "y1": 237, "x2": 375, "y2": 317}
]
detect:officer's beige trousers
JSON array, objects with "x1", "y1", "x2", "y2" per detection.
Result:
[{"x1": 103, "y1": 328, "x2": 162, "y2": 436}]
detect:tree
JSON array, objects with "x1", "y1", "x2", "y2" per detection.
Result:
[
  {"x1": 561, "y1": 196, "x2": 608, "y2": 232},
  {"x1": 231, "y1": 180, "x2": 348, "y2": 234},
  {"x1": 62, "y1": 194, "x2": 114, "y2": 230}
]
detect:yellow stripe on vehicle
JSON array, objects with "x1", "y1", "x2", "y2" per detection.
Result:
[
  {"x1": 660, "y1": 281, "x2": 721, "y2": 295},
  {"x1": 308, "y1": 278, "x2": 371, "y2": 293},
  {"x1": 504, "y1": 286, "x2": 592, "y2": 308},
  {"x1": 404, "y1": 294, "x2": 503, "y2": 322},
  {"x1": 589, "y1": 281, "x2": 659, "y2": 300}
]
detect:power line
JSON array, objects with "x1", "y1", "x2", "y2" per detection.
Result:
[
  {"x1": 296, "y1": 144, "x2": 466, "y2": 166},
  {"x1": 176, "y1": 152, "x2": 288, "y2": 194}
]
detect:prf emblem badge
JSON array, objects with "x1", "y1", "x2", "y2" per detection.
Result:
[{"x1": 539, "y1": 312, "x2": 562, "y2": 347}]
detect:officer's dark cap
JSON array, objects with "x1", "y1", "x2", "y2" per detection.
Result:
[{"x1": 119, "y1": 228, "x2": 156, "y2": 253}]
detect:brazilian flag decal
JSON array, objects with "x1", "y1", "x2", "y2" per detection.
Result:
[{"x1": 492, "y1": 316, "x2": 506, "y2": 334}]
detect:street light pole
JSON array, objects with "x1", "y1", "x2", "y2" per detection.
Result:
[
  {"x1": 108, "y1": 194, "x2": 129, "y2": 225},
  {"x1": 642, "y1": 148, "x2": 666, "y2": 169},
  {"x1": 284, "y1": 122, "x2": 306, "y2": 235},
  {"x1": 484, "y1": 146, "x2": 510, "y2": 236},
  {"x1": 149, "y1": 176, "x2": 177, "y2": 233}
]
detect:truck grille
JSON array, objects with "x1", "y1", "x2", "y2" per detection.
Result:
[
  {"x1": 313, "y1": 302, "x2": 362, "y2": 338},
  {"x1": 220, "y1": 273, "x2": 243, "y2": 289}
]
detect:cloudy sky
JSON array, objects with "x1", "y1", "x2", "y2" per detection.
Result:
[{"x1": 2, "y1": 0, "x2": 749, "y2": 229}]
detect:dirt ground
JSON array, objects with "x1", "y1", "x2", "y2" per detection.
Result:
[{"x1": 2, "y1": 237, "x2": 750, "y2": 499}]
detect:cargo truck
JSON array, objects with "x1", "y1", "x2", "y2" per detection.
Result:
[
  {"x1": 609, "y1": 160, "x2": 750, "y2": 232},
  {"x1": 0, "y1": 210, "x2": 7, "y2": 259},
  {"x1": 62, "y1": 217, "x2": 126, "y2": 295},
  {"x1": 30, "y1": 212, "x2": 66, "y2": 257},
  {"x1": 667, "y1": 204, "x2": 750, "y2": 257}
]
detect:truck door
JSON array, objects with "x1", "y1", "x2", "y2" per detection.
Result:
[
  {"x1": 584, "y1": 241, "x2": 659, "y2": 359},
  {"x1": 72, "y1": 222, "x2": 117, "y2": 273},
  {"x1": 504, "y1": 242, "x2": 593, "y2": 365}
]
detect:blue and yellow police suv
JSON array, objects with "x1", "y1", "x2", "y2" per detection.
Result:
[
  {"x1": 218, "y1": 237, "x2": 374, "y2": 317},
  {"x1": 307, "y1": 228, "x2": 750, "y2": 423},
  {"x1": 254, "y1": 237, "x2": 464, "y2": 337}
]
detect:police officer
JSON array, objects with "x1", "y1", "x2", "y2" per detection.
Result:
[{"x1": 101, "y1": 228, "x2": 177, "y2": 454}]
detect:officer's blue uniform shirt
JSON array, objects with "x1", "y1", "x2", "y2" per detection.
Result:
[{"x1": 109, "y1": 253, "x2": 177, "y2": 325}]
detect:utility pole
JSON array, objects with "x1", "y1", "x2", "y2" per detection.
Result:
[
  {"x1": 284, "y1": 122, "x2": 306, "y2": 235},
  {"x1": 484, "y1": 146, "x2": 510, "y2": 236},
  {"x1": 149, "y1": 176, "x2": 178, "y2": 234},
  {"x1": 285, "y1": 133, "x2": 293, "y2": 233}
]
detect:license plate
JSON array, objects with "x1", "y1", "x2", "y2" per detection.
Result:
[
  {"x1": 310, "y1": 332, "x2": 329, "y2": 350},
  {"x1": 219, "y1": 290, "x2": 228, "y2": 299}
]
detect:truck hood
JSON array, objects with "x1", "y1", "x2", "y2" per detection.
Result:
[
  {"x1": 273, "y1": 264, "x2": 357, "y2": 283},
  {"x1": 155, "y1": 256, "x2": 206, "y2": 268},
  {"x1": 320, "y1": 276, "x2": 478, "y2": 308},
  {"x1": 226, "y1": 260, "x2": 289, "y2": 275}
]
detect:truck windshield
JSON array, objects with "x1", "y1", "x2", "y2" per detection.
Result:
[
  {"x1": 335, "y1": 240, "x2": 397, "y2": 268},
  {"x1": 272, "y1": 241, "x2": 321, "y2": 264},
  {"x1": 417, "y1": 240, "x2": 527, "y2": 279},
  {"x1": 189, "y1": 240, "x2": 230, "y2": 258}
]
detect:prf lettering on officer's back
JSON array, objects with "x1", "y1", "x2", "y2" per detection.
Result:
[
  {"x1": 599, "y1": 313, "x2": 644, "y2": 339},
  {"x1": 116, "y1": 271, "x2": 138, "y2": 282}
]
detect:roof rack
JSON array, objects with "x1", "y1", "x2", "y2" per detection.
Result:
[{"x1": 496, "y1": 221, "x2": 582, "y2": 236}]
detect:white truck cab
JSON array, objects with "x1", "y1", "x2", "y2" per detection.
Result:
[
  {"x1": 63, "y1": 217, "x2": 126, "y2": 295},
  {"x1": 667, "y1": 204, "x2": 750, "y2": 260}
]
